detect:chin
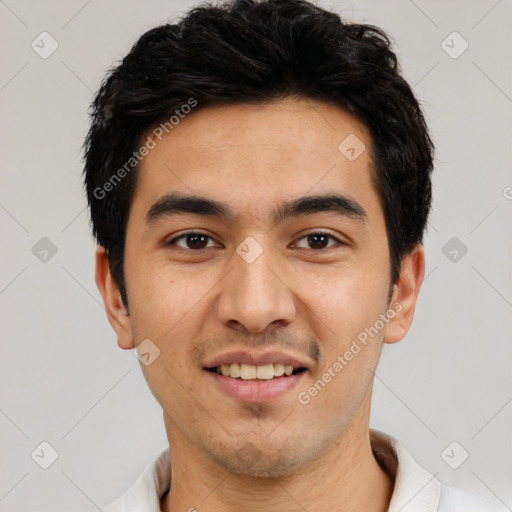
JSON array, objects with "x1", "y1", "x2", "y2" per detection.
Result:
[
  {"x1": 208, "y1": 442, "x2": 307, "y2": 479},
  {"x1": 227, "y1": 460, "x2": 301, "y2": 479}
]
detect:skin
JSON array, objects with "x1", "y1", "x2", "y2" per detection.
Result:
[{"x1": 96, "y1": 96, "x2": 425, "y2": 512}]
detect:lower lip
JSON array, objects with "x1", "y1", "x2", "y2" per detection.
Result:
[{"x1": 204, "y1": 369, "x2": 307, "y2": 403}]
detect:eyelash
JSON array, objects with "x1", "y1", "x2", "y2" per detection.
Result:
[{"x1": 166, "y1": 231, "x2": 345, "y2": 252}]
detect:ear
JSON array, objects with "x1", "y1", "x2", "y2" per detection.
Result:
[
  {"x1": 95, "y1": 246, "x2": 134, "y2": 350},
  {"x1": 383, "y1": 242, "x2": 425, "y2": 345}
]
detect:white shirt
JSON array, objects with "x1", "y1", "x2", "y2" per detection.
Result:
[{"x1": 104, "y1": 429, "x2": 502, "y2": 512}]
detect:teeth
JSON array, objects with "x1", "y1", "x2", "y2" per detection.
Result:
[
  {"x1": 216, "y1": 363, "x2": 300, "y2": 379},
  {"x1": 240, "y1": 364, "x2": 257, "y2": 380},
  {"x1": 273, "y1": 363, "x2": 285, "y2": 377},
  {"x1": 229, "y1": 363, "x2": 241, "y2": 378},
  {"x1": 256, "y1": 364, "x2": 274, "y2": 380}
]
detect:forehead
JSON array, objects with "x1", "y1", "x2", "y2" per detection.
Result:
[{"x1": 131, "y1": 96, "x2": 378, "y2": 226}]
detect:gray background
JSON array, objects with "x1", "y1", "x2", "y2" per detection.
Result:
[{"x1": 1, "y1": 0, "x2": 511, "y2": 510}]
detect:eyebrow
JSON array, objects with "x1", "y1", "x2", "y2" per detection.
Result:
[{"x1": 146, "y1": 192, "x2": 367, "y2": 226}]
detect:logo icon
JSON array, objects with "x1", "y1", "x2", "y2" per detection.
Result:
[
  {"x1": 236, "y1": 442, "x2": 263, "y2": 469},
  {"x1": 338, "y1": 134, "x2": 366, "y2": 162},
  {"x1": 31, "y1": 441, "x2": 59, "y2": 469},
  {"x1": 31, "y1": 32, "x2": 59, "y2": 59},
  {"x1": 32, "y1": 237, "x2": 58, "y2": 263},
  {"x1": 441, "y1": 441, "x2": 469, "y2": 469},
  {"x1": 441, "y1": 31, "x2": 469, "y2": 59},
  {"x1": 442, "y1": 237, "x2": 468, "y2": 263},
  {"x1": 133, "y1": 339, "x2": 161, "y2": 366},
  {"x1": 236, "y1": 236, "x2": 263, "y2": 264}
]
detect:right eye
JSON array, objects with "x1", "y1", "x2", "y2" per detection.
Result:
[{"x1": 165, "y1": 232, "x2": 218, "y2": 252}]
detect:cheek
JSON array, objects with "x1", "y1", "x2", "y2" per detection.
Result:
[
  {"x1": 127, "y1": 261, "x2": 190, "y2": 335},
  {"x1": 297, "y1": 257, "x2": 390, "y2": 403},
  {"x1": 127, "y1": 262, "x2": 219, "y2": 376},
  {"x1": 302, "y1": 261, "x2": 389, "y2": 335},
  {"x1": 297, "y1": 272, "x2": 386, "y2": 414},
  {"x1": 129, "y1": 267, "x2": 202, "y2": 411}
]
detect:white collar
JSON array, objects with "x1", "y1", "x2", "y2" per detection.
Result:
[{"x1": 371, "y1": 429, "x2": 441, "y2": 511}]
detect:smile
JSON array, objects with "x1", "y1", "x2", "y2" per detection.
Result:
[
  {"x1": 205, "y1": 365, "x2": 308, "y2": 403},
  {"x1": 208, "y1": 363, "x2": 306, "y2": 380}
]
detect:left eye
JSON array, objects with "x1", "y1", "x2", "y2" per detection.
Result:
[{"x1": 294, "y1": 232, "x2": 343, "y2": 250}]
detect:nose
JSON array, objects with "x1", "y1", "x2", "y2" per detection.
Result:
[{"x1": 216, "y1": 245, "x2": 297, "y2": 334}]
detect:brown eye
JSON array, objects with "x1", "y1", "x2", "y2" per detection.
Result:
[
  {"x1": 167, "y1": 233, "x2": 215, "y2": 251},
  {"x1": 295, "y1": 232, "x2": 343, "y2": 250}
]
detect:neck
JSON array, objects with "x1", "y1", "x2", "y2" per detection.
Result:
[{"x1": 161, "y1": 400, "x2": 394, "y2": 512}]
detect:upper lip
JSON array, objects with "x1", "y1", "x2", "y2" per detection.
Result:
[{"x1": 204, "y1": 350, "x2": 312, "y2": 370}]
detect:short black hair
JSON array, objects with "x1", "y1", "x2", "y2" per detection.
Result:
[{"x1": 83, "y1": 0, "x2": 434, "y2": 308}]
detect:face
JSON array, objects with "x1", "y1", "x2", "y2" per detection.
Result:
[{"x1": 98, "y1": 96, "x2": 423, "y2": 478}]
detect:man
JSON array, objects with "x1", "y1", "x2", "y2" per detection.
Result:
[{"x1": 83, "y1": 0, "x2": 501, "y2": 510}]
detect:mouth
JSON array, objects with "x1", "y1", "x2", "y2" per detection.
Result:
[
  {"x1": 206, "y1": 363, "x2": 307, "y2": 380},
  {"x1": 202, "y1": 350, "x2": 313, "y2": 403},
  {"x1": 204, "y1": 363, "x2": 309, "y2": 403}
]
